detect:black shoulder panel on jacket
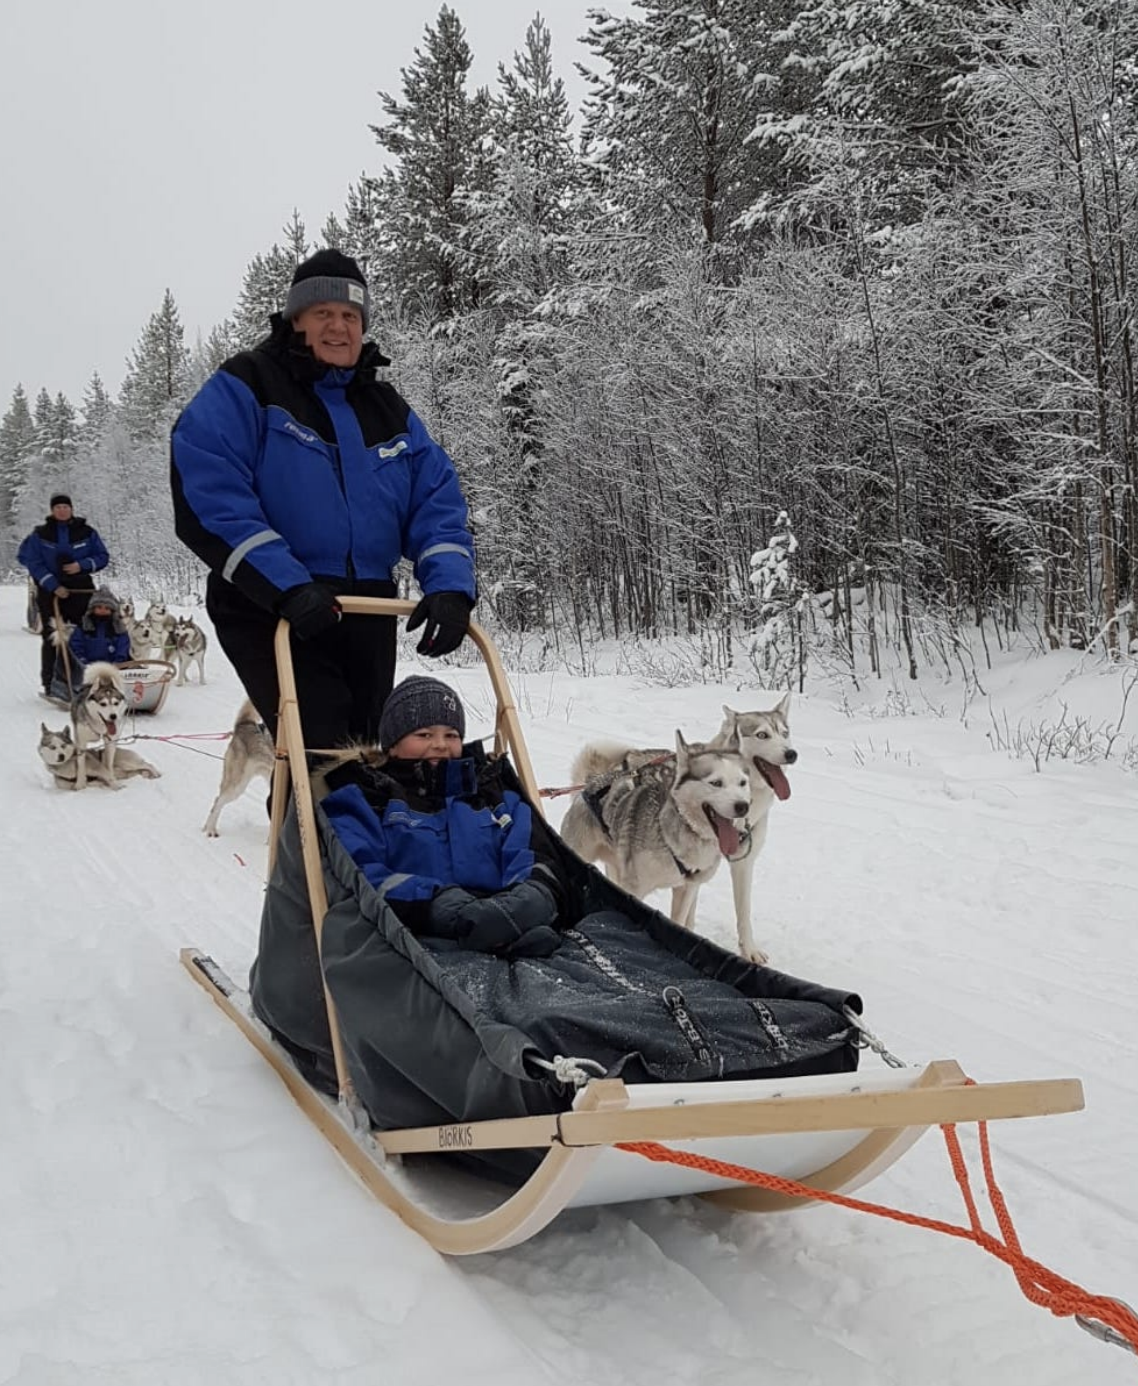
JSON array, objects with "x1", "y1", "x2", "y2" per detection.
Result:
[{"x1": 218, "y1": 341, "x2": 413, "y2": 451}]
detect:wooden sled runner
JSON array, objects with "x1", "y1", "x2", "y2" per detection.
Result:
[{"x1": 181, "y1": 597, "x2": 1085, "y2": 1256}]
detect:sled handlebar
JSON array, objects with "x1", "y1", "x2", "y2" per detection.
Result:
[{"x1": 279, "y1": 595, "x2": 538, "y2": 804}]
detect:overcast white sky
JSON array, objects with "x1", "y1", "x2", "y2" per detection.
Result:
[{"x1": 1, "y1": 0, "x2": 631, "y2": 416}]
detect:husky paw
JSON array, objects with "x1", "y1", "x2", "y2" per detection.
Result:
[{"x1": 743, "y1": 945, "x2": 770, "y2": 966}]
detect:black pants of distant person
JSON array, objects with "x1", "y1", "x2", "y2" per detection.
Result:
[
  {"x1": 206, "y1": 573, "x2": 398, "y2": 749},
  {"x1": 34, "y1": 580, "x2": 94, "y2": 692}
]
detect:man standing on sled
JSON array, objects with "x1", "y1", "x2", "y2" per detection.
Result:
[
  {"x1": 169, "y1": 249, "x2": 476, "y2": 747},
  {"x1": 19, "y1": 493, "x2": 111, "y2": 699}
]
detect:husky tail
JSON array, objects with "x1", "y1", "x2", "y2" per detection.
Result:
[
  {"x1": 82, "y1": 660, "x2": 122, "y2": 688},
  {"x1": 234, "y1": 698, "x2": 262, "y2": 729},
  {"x1": 570, "y1": 741, "x2": 636, "y2": 787}
]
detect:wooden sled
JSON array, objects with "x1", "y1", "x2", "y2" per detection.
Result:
[
  {"x1": 118, "y1": 659, "x2": 176, "y2": 715},
  {"x1": 181, "y1": 596, "x2": 1085, "y2": 1255}
]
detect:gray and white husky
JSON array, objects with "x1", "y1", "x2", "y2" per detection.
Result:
[
  {"x1": 69, "y1": 661, "x2": 130, "y2": 789},
  {"x1": 560, "y1": 727, "x2": 752, "y2": 940},
  {"x1": 203, "y1": 699, "x2": 275, "y2": 836},
  {"x1": 559, "y1": 698, "x2": 796, "y2": 964},
  {"x1": 38, "y1": 722, "x2": 160, "y2": 790},
  {"x1": 172, "y1": 616, "x2": 208, "y2": 686}
]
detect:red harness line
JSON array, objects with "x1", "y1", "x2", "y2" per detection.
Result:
[{"x1": 617, "y1": 1092, "x2": 1138, "y2": 1355}]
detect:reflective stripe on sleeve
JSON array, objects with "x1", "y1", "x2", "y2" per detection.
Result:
[{"x1": 222, "y1": 529, "x2": 283, "y2": 583}]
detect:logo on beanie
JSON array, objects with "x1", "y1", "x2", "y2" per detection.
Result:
[{"x1": 348, "y1": 283, "x2": 365, "y2": 305}]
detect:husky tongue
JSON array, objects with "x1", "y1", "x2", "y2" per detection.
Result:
[
  {"x1": 758, "y1": 760, "x2": 791, "y2": 801},
  {"x1": 713, "y1": 814, "x2": 740, "y2": 857}
]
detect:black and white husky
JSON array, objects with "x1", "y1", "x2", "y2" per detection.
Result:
[
  {"x1": 172, "y1": 616, "x2": 208, "y2": 686},
  {"x1": 37, "y1": 721, "x2": 160, "y2": 790},
  {"x1": 559, "y1": 698, "x2": 796, "y2": 964},
  {"x1": 560, "y1": 727, "x2": 752, "y2": 943},
  {"x1": 68, "y1": 661, "x2": 130, "y2": 789}
]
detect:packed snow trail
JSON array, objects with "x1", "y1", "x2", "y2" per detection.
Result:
[{"x1": 2, "y1": 586, "x2": 1135, "y2": 1385}]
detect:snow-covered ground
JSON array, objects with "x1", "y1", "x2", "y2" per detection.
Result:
[{"x1": 2, "y1": 582, "x2": 1135, "y2": 1385}]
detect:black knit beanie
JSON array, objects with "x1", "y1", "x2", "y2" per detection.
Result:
[
  {"x1": 378, "y1": 676, "x2": 466, "y2": 750},
  {"x1": 283, "y1": 248, "x2": 370, "y2": 332},
  {"x1": 50, "y1": 493, "x2": 72, "y2": 508}
]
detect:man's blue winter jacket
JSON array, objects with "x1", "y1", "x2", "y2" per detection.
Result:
[
  {"x1": 19, "y1": 517, "x2": 109, "y2": 594},
  {"x1": 170, "y1": 321, "x2": 476, "y2": 615}
]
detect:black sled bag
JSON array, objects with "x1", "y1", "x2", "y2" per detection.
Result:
[{"x1": 251, "y1": 779, "x2": 862, "y2": 1185}]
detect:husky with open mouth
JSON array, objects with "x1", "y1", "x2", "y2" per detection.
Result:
[
  {"x1": 559, "y1": 728, "x2": 752, "y2": 943},
  {"x1": 559, "y1": 699, "x2": 796, "y2": 965},
  {"x1": 69, "y1": 661, "x2": 129, "y2": 789}
]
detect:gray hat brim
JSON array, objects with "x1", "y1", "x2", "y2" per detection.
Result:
[{"x1": 283, "y1": 275, "x2": 369, "y2": 331}]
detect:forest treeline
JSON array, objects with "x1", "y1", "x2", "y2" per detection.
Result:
[{"x1": 3, "y1": 0, "x2": 1136, "y2": 680}]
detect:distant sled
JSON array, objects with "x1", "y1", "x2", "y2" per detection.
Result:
[
  {"x1": 117, "y1": 659, "x2": 175, "y2": 715},
  {"x1": 181, "y1": 598, "x2": 1085, "y2": 1257}
]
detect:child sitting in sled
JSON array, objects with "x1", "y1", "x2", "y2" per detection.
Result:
[
  {"x1": 50, "y1": 587, "x2": 131, "y2": 697},
  {"x1": 320, "y1": 675, "x2": 565, "y2": 959}
]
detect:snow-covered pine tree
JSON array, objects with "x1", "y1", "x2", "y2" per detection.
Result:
[
  {"x1": 460, "y1": 14, "x2": 581, "y2": 628},
  {"x1": 80, "y1": 373, "x2": 113, "y2": 436},
  {"x1": 231, "y1": 213, "x2": 311, "y2": 349},
  {"x1": 0, "y1": 384, "x2": 37, "y2": 570},
  {"x1": 189, "y1": 320, "x2": 242, "y2": 389},
  {"x1": 110, "y1": 291, "x2": 193, "y2": 585},
  {"x1": 578, "y1": 0, "x2": 777, "y2": 269},
  {"x1": 118, "y1": 290, "x2": 193, "y2": 443},
  {"x1": 750, "y1": 0, "x2": 979, "y2": 234},
  {"x1": 370, "y1": 6, "x2": 492, "y2": 321},
  {"x1": 44, "y1": 393, "x2": 78, "y2": 467}
]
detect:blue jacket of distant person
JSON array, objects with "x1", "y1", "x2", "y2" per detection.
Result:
[
  {"x1": 19, "y1": 517, "x2": 109, "y2": 594},
  {"x1": 68, "y1": 615, "x2": 130, "y2": 668},
  {"x1": 169, "y1": 317, "x2": 476, "y2": 614}
]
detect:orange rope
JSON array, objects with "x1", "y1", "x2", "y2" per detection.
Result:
[{"x1": 616, "y1": 1116, "x2": 1138, "y2": 1352}]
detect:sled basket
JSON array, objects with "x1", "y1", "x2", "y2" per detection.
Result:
[
  {"x1": 181, "y1": 597, "x2": 1085, "y2": 1255},
  {"x1": 118, "y1": 659, "x2": 176, "y2": 715}
]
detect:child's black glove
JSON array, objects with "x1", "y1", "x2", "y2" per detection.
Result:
[{"x1": 428, "y1": 880, "x2": 560, "y2": 955}]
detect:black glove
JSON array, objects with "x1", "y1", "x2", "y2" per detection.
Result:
[
  {"x1": 503, "y1": 925, "x2": 561, "y2": 960},
  {"x1": 426, "y1": 886, "x2": 478, "y2": 939},
  {"x1": 406, "y1": 591, "x2": 472, "y2": 657},
  {"x1": 461, "y1": 880, "x2": 559, "y2": 954},
  {"x1": 278, "y1": 583, "x2": 342, "y2": 641}
]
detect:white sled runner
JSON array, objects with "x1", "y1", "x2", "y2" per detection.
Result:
[{"x1": 181, "y1": 597, "x2": 1085, "y2": 1257}]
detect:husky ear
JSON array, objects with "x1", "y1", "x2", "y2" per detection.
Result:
[
  {"x1": 774, "y1": 691, "x2": 792, "y2": 716},
  {"x1": 674, "y1": 728, "x2": 690, "y2": 767},
  {"x1": 40, "y1": 722, "x2": 50, "y2": 735}
]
